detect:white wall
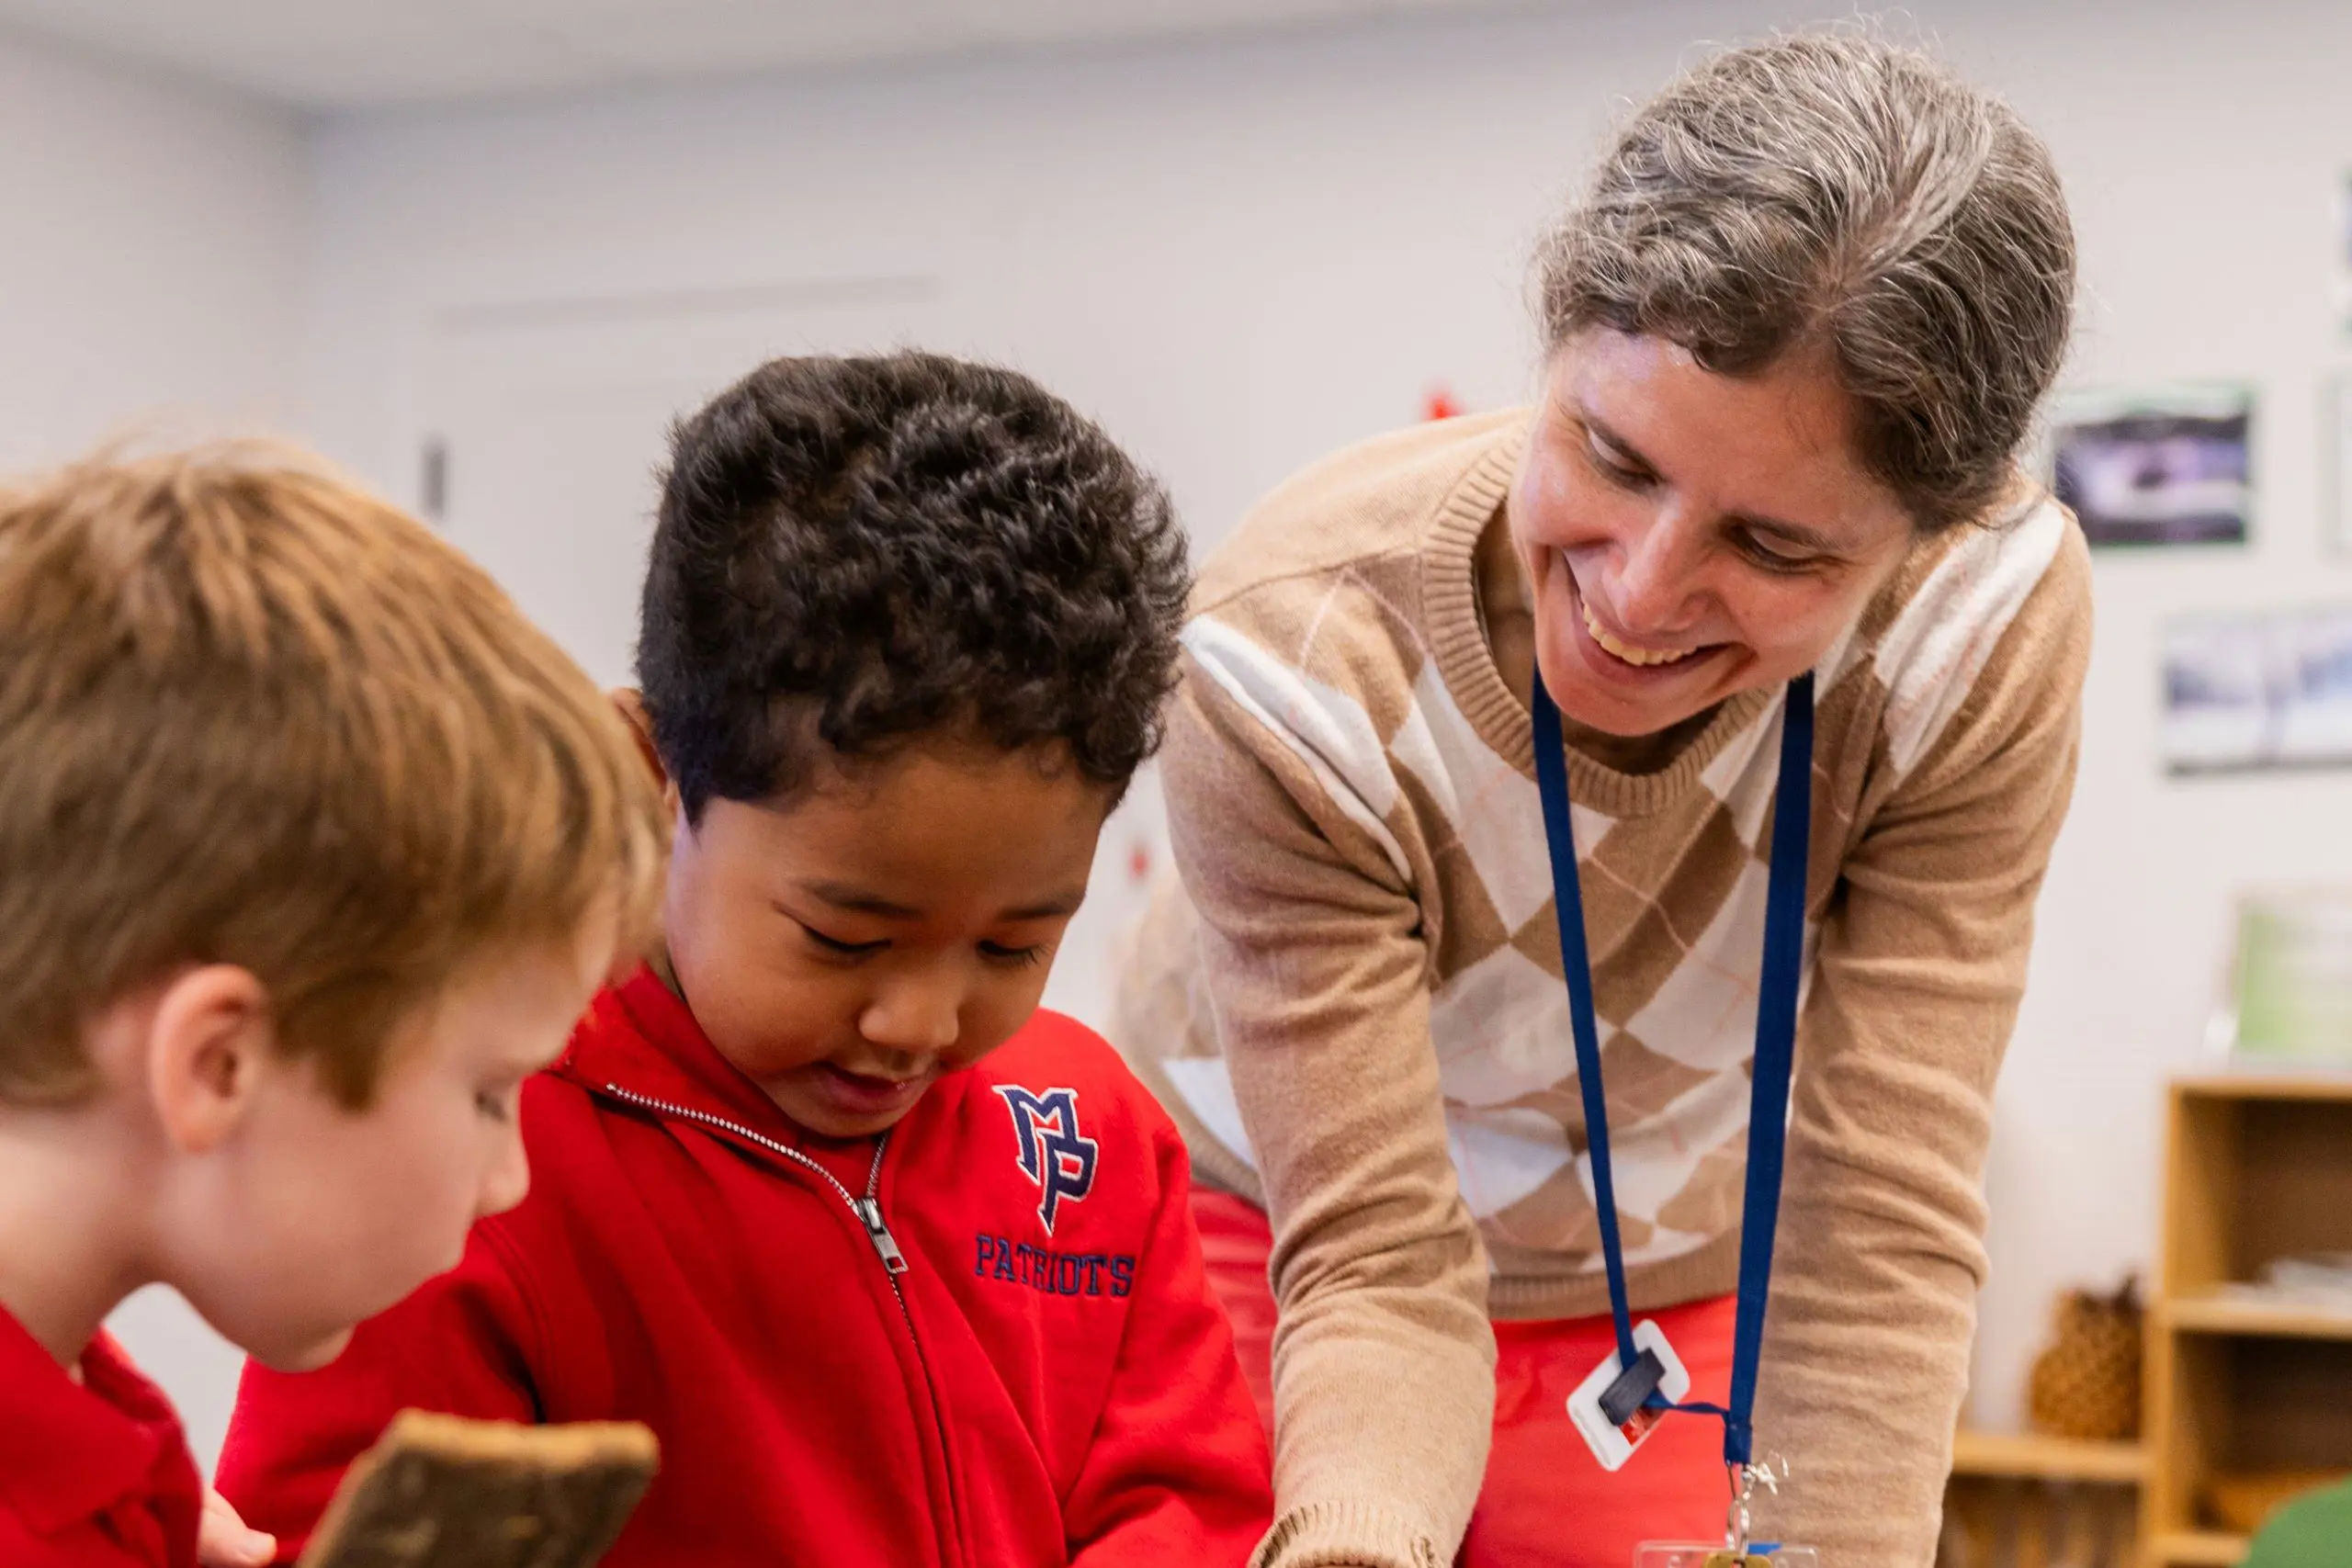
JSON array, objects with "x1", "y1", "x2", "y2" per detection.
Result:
[
  {"x1": 0, "y1": 32, "x2": 303, "y2": 466},
  {"x1": 0, "y1": 26, "x2": 308, "y2": 1472},
  {"x1": 294, "y1": 0, "x2": 2352, "y2": 1445}
]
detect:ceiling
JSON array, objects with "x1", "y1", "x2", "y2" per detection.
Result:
[{"x1": 0, "y1": 0, "x2": 1523, "y2": 110}]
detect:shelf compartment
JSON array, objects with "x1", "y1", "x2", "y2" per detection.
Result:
[{"x1": 2165, "y1": 1084, "x2": 2352, "y2": 1301}]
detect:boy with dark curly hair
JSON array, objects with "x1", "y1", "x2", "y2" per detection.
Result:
[{"x1": 218, "y1": 354, "x2": 1274, "y2": 1566}]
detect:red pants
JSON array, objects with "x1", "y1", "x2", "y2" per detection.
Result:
[{"x1": 1193, "y1": 1190, "x2": 1736, "y2": 1568}]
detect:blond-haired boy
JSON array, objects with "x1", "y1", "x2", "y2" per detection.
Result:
[{"x1": 0, "y1": 448, "x2": 668, "y2": 1568}]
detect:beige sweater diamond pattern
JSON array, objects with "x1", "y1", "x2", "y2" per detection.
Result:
[{"x1": 1113, "y1": 409, "x2": 2093, "y2": 1568}]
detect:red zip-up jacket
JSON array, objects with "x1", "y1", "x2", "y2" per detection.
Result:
[{"x1": 217, "y1": 968, "x2": 1272, "y2": 1566}]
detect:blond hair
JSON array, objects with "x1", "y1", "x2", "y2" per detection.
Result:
[
  {"x1": 1536, "y1": 31, "x2": 2075, "y2": 531},
  {"x1": 0, "y1": 445, "x2": 669, "y2": 1107}
]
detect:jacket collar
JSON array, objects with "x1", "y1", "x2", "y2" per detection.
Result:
[{"x1": 556, "y1": 965, "x2": 824, "y2": 1147}]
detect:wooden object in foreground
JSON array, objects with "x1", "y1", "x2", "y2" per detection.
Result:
[
  {"x1": 295, "y1": 1410, "x2": 659, "y2": 1568},
  {"x1": 2143, "y1": 1075, "x2": 2352, "y2": 1567}
]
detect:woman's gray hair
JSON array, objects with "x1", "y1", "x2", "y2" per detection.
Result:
[{"x1": 1536, "y1": 32, "x2": 2075, "y2": 533}]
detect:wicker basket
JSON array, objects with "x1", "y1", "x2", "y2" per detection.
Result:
[{"x1": 2027, "y1": 1276, "x2": 2143, "y2": 1442}]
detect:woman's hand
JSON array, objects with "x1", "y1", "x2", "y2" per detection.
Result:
[{"x1": 198, "y1": 1485, "x2": 277, "y2": 1567}]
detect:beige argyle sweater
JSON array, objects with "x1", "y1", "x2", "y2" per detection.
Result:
[{"x1": 1112, "y1": 409, "x2": 2091, "y2": 1568}]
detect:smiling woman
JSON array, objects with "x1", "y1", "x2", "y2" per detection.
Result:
[
  {"x1": 1489, "y1": 331, "x2": 1922, "y2": 754},
  {"x1": 1113, "y1": 29, "x2": 2090, "y2": 1568}
]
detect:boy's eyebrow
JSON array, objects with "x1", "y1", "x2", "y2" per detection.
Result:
[
  {"x1": 802, "y1": 882, "x2": 921, "y2": 919},
  {"x1": 1003, "y1": 889, "x2": 1089, "y2": 921},
  {"x1": 798, "y1": 882, "x2": 1088, "y2": 922}
]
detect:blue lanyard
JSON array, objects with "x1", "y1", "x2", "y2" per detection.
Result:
[{"x1": 1530, "y1": 671, "x2": 1813, "y2": 1469}]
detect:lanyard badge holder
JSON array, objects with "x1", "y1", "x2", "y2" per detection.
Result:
[{"x1": 1533, "y1": 672, "x2": 1819, "y2": 1567}]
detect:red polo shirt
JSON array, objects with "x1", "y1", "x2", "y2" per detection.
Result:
[{"x1": 0, "y1": 1305, "x2": 203, "y2": 1568}]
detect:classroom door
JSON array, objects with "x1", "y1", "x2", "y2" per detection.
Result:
[{"x1": 419, "y1": 280, "x2": 940, "y2": 688}]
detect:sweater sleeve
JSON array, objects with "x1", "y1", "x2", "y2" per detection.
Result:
[
  {"x1": 214, "y1": 1225, "x2": 543, "y2": 1564},
  {"x1": 1749, "y1": 534, "x2": 2094, "y2": 1562},
  {"x1": 1159, "y1": 659, "x2": 1497, "y2": 1568},
  {"x1": 1063, "y1": 1120, "x2": 1275, "y2": 1564}
]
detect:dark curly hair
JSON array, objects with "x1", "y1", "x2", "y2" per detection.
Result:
[{"x1": 639, "y1": 352, "x2": 1190, "y2": 818}]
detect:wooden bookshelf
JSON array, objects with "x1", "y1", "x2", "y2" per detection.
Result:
[
  {"x1": 1951, "y1": 1429, "x2": 2149, "y2": 1485},
  {"x1": 2141, "y1": 1074, "x2": 2352, "y2": 1565}
]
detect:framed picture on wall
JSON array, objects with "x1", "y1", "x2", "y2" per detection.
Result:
[
  {"x1": 2162, "y1": 604, "x2": 2352, "y2": 774},
  {"x1": 2222, "y1": 888, "x2": 2352, "y2": 1066},
  {"x1": 2047, "y1": 384, "x2": 2254, "y2": 547}
]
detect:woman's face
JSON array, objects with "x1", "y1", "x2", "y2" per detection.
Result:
[{"x1": 1508, "y1": 328, "x2": 1918, "y2": 737}]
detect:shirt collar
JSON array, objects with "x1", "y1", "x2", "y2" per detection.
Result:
[{"x1": 0, "y1": 1307, "x2": 195, "y2": 1540}]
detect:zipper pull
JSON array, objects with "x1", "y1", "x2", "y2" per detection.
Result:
[{"x1": 853, "y1": 1197, "x2": 909, "y2": 1275}]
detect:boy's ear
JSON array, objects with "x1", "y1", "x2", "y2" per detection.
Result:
[
  {"x1": 142, "y1": 966, "x2": 275, "y2": 1156},
  {"x1": 609, "y1": 689, "x2": 680, "y2": 813}
]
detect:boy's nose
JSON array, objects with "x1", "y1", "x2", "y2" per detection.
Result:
[
  {"x1": 858, "y1": 976, "x2": 962, "y2": 1055},
  {"x1": 478, "y1": 1122, "x2": 532, "y2": 1219}
]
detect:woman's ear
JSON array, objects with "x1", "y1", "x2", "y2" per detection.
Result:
[
  {"x1": 609, "y1": 689, "x2": 682, "y2": 818},
  {"x1": 142, "y1": 966, "x2": 275, "y2": 1156}
]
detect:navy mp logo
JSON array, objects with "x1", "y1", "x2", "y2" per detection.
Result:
[{"x1": 994, "y1": 1085, "x2": 1098, "y2": 1235}]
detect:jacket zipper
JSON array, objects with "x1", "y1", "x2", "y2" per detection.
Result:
[
  {"x1": 598, "y1": 1082, "x2": 905, "y2": 1274},
  {"x1": 594, "y1": 1082, "x2": 963, "y2": 1562}
]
